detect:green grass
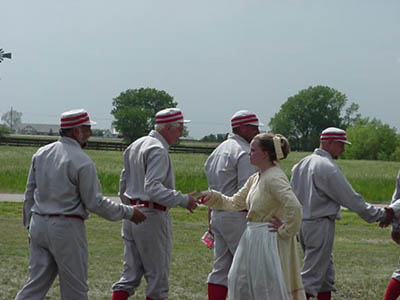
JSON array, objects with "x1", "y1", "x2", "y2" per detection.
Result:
[
  {"x1": 0, "y1": 203, "x2": 398, "y2": 300},
  {"x1": 1, "y1": 146, "x2": 399, "y2": 203}
]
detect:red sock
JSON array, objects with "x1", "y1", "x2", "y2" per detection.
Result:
[
  {"x1": 306, "y1": 293, "x2": 314, "y2": 300},
  {"x1": 208, "y1": 283, "x2": 228, "y2": 300},
  {"x1": 112, "y1": 290, "x2": 129, "y2": 300},
  {"x1": 385, "y1": 279, "x2": 400, "y2": 300},
  {"x1": 317, "y1": 291, "x2": 331, "y2": 300},
  {"x1": 145, "y1": 297, "x2": 154, "y2": 300}
]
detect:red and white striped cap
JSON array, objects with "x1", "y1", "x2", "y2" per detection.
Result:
[
  {"x1": 320, "y1": 127, "x2": 351, "y2": 144},
  {"x1": 155, "y1": 108, "x2": 190, "y2": 125},
  {"x1": 60, "y1": 109, "x2": 97, "y2": 129},
  {"x1": 231, "y1": 110, "x2": 263, "y2": 128}
]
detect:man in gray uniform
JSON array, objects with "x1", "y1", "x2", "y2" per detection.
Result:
[
  {"x1": 291, "y1": 127, "x2": 390, "y2": 300},
  {"x1": 112, "y1": 108, "x2": 198, "y2": 300},
  {"x1": 383, "y1": 169, "x2": 400, "y2": 300},
  {"x1": 15, "y1": 109, "x2": 146, "y2": 300},
  {"x1": 205, "y1": 110, "x2": 262, "y2": 300}
]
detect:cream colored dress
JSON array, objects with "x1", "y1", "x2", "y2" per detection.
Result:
[{"x1": 206, "y1": 166, "x2": 305, "y2": 300}]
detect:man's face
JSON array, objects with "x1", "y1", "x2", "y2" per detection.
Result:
[
  {"x1": 238, "y1": 124, "x2": 260, "y2": 143},
  {"x1": 165, "y1": 123, "x2": 184, "y2": 145},
  {"x1": 328, "y1": 141, "x2": 345, "y2": 159},
  {"x1": 73, "y1": 125, "x2": 92, "y2": 148}
]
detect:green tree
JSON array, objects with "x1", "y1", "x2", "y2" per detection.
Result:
[
  {"x1": 111, "y1": 88, "x2": 177, "y2": 143},
  {"x1": 1, "y1": 108, "x2": 22, "y2": 132},
  {"x1": 92, "y1": 129, "x2": 104, "y2": 137},
  {"x1": 343, "y1": 119, "x2": 399, "y2": 161},
  {"x1": 0, "y1": 124, "x2": 10, "y2": 136},
  {"x1": 269, "y1": 85, "x2": 360, "y2": 151}
]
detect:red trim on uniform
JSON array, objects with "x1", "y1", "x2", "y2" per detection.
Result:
[
  {"x1": 231, "y1": 115, "x2": 258, "y2": 127},
  {"x1": 320, "y1": 136, "x2": 348, "y2": 141},
  {"x1": 155, "y1": 115, "x2": 184, "y2": 124},
  {"x1": 112, "y1": 290, "x2": 129, "y2": 300},
  {"x1": 60, "y1": 116, "x2": 90, "y2": 128},
  {"x1": 47, "y1": 214, "x2": 84, "y2": 221},
  {"x1": 130, "y1": 199, "x2": 167, "y2": 211},
  {"x1": 61, "y1": 112, "x2": 88, "y2": 122},
  {"x1": 320, "y1": 132, "x2": 347, "y2": 142},
  {"x1": 155, "y1": 111, "x2": 184, "y2": 124},
  {"x1": 384, "y1": 279, "x2": 400, "y2": 300},
  {"x1": 317, "y1": 291, "x2": 331, "y2": 300},
  {"x1": 208, "y1": 283, "x2": 228, "y2": 300}
]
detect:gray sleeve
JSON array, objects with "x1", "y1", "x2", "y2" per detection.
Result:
[
  {"x1": 316, "y1": 168, "x2": 384, "y2": 223},
  {"x1": 23, "y1": 157, "x2": 36, "y2": 228},
  {"x1": 389, "y1": 171, "x2": 400, "y2": 231},
  {"x1": 119, "y1": 168, "x2": 130, "y2": 205},
  {"x1": 144, "y1": 148, "x2": 189, "y2": 208},
  {"x1": 236, "y1": 152, "x2": 256, "y2": 190},
  {"x1": 78, "y1": 163, "x2": 134, "y2": 221}
]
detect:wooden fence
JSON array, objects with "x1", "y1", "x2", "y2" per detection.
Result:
[{"x1": 0, "y1": 136, "x2": 215, "y2": 154}]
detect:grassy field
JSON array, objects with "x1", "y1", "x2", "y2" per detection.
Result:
[
  {"x1": 1, "y1": 145, "x2": 400, "y2": 299},
  {"x1": 1, "y1": 145, "x2": 399, "y2": 203},
  {"x1": 0, "y1": 202, "x2": 398, "y2": 300}
]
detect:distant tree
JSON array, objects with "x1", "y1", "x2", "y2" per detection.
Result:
[
  {"x1": 0, "y1": 124, "x2": 10, "y2": 136},
  {"x1": 200, "y1": 133, "x2": 227, "y2": 142},
  {"x1": 92, "y1": 129, "x2": 104, "y2": 137},
  {"x1": 269, "y1": 85, "x2": 361, "y2": 151},
  {"x1": 111, "y1": 88, "x2": 178, "y2": 143},
  {"x1": 343, "y1": 119, "x2": 399, "y2": 161},
  {"x1": 1, "y1": 108, "x2": 22, "y2": 132},
  {"x1": 48, "y1": 129, "x2": 54, "y2": 136}
]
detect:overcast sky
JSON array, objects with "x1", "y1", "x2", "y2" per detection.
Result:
[{"x1": 1, "y1": 0, "x2": 399, "y2": 139}]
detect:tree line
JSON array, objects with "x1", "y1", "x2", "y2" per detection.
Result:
[{"x1": 2, "y1": 86, "x2": 399, "y2": 161}]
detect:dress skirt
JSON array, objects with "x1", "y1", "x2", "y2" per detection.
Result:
[{"x1": 227, "y1": 222, "x2": 289, "y2": 300}]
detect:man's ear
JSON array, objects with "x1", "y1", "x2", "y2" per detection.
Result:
[{"x1": 71, "y1": 127, "x2": 80, "y2": 138}]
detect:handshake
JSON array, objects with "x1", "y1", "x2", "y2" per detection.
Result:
[{"x1": 379, "y1": 207, "x2": 396, "y2": 228}]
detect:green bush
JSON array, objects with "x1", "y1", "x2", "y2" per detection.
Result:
[
  {"x1": 344, "y1": 119, "x2": 399, "y2": 161},
  {"x1": 0, "y1": 125, "x2": 10, "y2": 136}
]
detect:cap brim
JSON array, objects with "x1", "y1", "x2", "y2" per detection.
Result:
[{"x1": 82, "y1": 120, "x2": 97, "y2": 126}]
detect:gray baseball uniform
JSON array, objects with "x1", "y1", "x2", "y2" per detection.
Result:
[
  {"x1": 291, "y1": 148, "x2": 385, "y2": 297},
  {"x1": 204, "y1": 133, "x2": 257, "y2": 287},
  {"x1": 15, "y1": 136, "x2": 135, "y2": 300},
  {"x1": 112, "y1": 130, "x2": 189, "y2": 299},
  {"x1": 388, "y1": 170, "x2": 400, "y2": 280}
]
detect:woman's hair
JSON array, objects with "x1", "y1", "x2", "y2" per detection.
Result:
[{"x1": 253, "y1": 132, "x2": 290, "y2": 161}]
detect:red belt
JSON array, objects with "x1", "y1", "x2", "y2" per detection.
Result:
[
  {"x1": 130, "y1": 199, "x2": 167, "y2": 211},
  {"x1": 45, "y1": 214, "x2": 84, "y2": 221}
]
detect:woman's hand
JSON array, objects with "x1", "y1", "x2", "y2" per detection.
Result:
[
  {"x1": 268, "y1": 216, "x2": 283, "y2": 232},
  {"x1": 197, "y1": 190, "x2": 212, "y2": 205}
]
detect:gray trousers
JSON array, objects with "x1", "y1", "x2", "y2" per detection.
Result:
[
  {"x1": 299, "y1": 218, "x2": 336, "y2": 297},
  {"x1": 15, "y1": 213, "x2": 88, "y2": 300},
  {"x1": 112, "y1": 208, "x2": 172, "y2": 299},
  {"x1": 207, "y1": 210, "x2": 247, "y2": 287}
]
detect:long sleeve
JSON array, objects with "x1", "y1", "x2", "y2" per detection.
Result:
[
  {"x1": 23, "y1": 158, "x2": 36, "y2": 228},
  {"x1": 268, "y1": 174, "x2": 302, "y2": 239},
  {"x1": 144, "y1": 147, "x2": 189, "y2": 208},
  {"x1": 390, "y1": 170, "x2": 400, "y2": 232},
  {"x1": 206, "y1": 176, "x2": 253, "y2": 211},
  {"x1": 315, "y1": 168, "x2": 384, "y2": 223},
  {"x1": 79, "y1": 163, "x2": 134, "y2": 221}
]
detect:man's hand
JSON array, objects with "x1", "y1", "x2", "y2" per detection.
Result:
[
  {"x1": 379, "y1": 207, "x2": 395, "y2": 228},
  {"x1": 130, "y1": 205, "x2": 147, "y2": 224},
  {"x1": 392, "y1": 231, "x2": 400, "y2": 244},
  {"x1": 186, "y1": 191, "x2": 198, "y2": 213}
]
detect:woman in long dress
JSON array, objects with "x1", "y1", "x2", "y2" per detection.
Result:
[{"x1": 199, "y1": 132, "x2": 305, "y2": 300}]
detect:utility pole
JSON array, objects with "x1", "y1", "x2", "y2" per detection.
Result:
[{"x1": 10, "y1": 107, "x2": 13, "y2": 131}]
